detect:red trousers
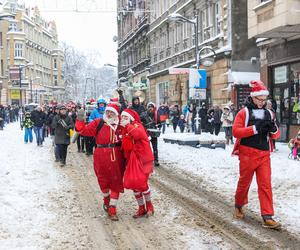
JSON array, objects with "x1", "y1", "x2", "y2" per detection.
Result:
[{"x1": 235, "y1": 146, "x2": 274, "y2": 216}]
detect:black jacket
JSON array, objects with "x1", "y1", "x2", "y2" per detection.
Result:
[
  {"x1": 31, "y1": 110, "x2": 46, "y2": 127},
  {"x1": 52, "y1": 114, "x2": 74, "y2": 145}
]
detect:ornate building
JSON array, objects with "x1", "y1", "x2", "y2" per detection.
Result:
[
  {"x1": 0, "y1": 0, "x2": 64, "y2": 105},
  {"x1": 117, "y1": 0, "x2": 150, "y2": 102}
]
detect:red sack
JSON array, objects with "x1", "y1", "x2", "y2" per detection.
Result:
[{"x1": 123, "y1": 152, "x2": 148, "y2": 191}]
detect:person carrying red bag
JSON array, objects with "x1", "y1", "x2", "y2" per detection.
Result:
[
  {"x1": 120, "y1": 109, "x2": 155, "y2": 218},
  {"x1": 232, "y1": 80, "x2": 281, "y2": 229},
  {"x1": 75, "y1": 103, "x2": 125, "y2": 221}
]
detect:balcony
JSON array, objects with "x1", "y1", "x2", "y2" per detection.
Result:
[{"x1": 248, "y1": 0, "x2": 300, "y2": 38}]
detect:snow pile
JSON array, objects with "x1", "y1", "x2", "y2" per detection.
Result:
[
  {"x1": 162, "y1": 131, "x2": 225, "y2": 141},
  {"x1": 159, "y1": 132, "x2": 300, "y2": 235}
]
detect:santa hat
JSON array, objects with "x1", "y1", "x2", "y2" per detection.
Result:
[
  {"x1": 250, "y1": 80, "x2": 269, "y2": 97},
  {"x1": 105, "y1": 103, "x2": 120, "y2": 115},
  {"x1": 121, "y1": 109, "x2": 141, "y2": 122}
]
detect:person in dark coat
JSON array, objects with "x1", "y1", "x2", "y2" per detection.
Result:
[
  {"x1": 157, "y1": 104, "x2": 169, "y2": 134},
  {"x1": 213, "y1": 106, "x2": 222, "y2": 136},
  {"x1": 31, "y1": 106, "x2": 47, "y2": 146},
  {"x1": 170, "y1": 105, "x2": 180, "y2": 132},
  {"x1": 52, "y1": 105, "x2": 74, "y2": 166},
  {"x1": 206, "y1": 109, "x2": 214, "y2": 134},
  {"x1": 0, "y1": 105, "x2": 5, "y2": 130},
  {"x1": 141, "y1": 102, "x2": 161, "y2": 166},
  {"x1": 178, "y1": 114, "x2": 186, "y2": 133},
  {"x1": 130, "y1": 96, "x2": 146, "y2": 116},
  {"x1": 199, "y1": 103, "x2": 208, "y2": 132}
]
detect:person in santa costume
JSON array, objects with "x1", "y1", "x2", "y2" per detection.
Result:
[
  {"x1": 75, "y1": 103, "x2": 125, "y2": 221},
  {"x1": 120, "y1": 109, "x2": 155, "y2": 218},
  {"x1": 232, "y1": 80, "x2": 281, "y2": 229}
]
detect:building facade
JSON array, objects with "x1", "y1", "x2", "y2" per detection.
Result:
[
  {"x1": 148, "y1": 0, "x2": 260, "y2": 108},
  {"x1": 117, "y1": 0, "x2": 150, "y2": 103},
  {"x1": 248, "y1": 0, "x2": 300, "y2": 141},
  {"x1": 0, "y1": 0, "x2": 64, "y2": 105}
]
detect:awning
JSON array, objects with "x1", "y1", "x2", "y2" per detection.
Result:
[{"x1": 226, "y1": 70, "x2": 260, "y2": 85}]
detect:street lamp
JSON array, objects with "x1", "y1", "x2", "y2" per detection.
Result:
[
  {"x1": 30, "y1": 76, "x2": 40, "y2": 103},
  {"x1": 19, "y1": 62, "x2": 33, "y2": 106}
]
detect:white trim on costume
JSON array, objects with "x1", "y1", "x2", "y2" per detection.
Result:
[
  {"x1": 105, "y1": 106, "x2": 118, "y2": 115},
  {"x1": 250, "y1": 90, "x2": 269, "y2": 97},
  {"x1": 121, "y1": 111, "x2": 135, "y2": 121}
]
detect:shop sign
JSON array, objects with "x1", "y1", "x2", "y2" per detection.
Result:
[
  {"x1": 274, "y1": 65, "x2": 287, "y2": 84},
  {"x1": 169, "y1": 68, "x2": 190, "y2": 75},
  {"x1": 10, "y1": 89, "x2": 20, "y2": 99}
]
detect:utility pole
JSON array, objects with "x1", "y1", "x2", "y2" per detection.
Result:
[{"x1": 19, "y1": 66, "x2": 22, "y2": 106}]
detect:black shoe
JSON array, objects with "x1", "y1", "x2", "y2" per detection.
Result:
[
  {"x1": 55, "y1": 158, "x2": 60, "y2": 162},
  {"x1": 154, "y1": 160, "x2": 160, "y2": 167}
]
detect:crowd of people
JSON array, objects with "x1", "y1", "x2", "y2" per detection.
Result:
[{"x1": 0, "y1": 80, "x2": 284, "y2": 228}]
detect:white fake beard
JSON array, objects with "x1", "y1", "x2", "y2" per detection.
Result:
[
  {"x1": 252, "y1": 109, "x2": 265, "y2": 120},
  {"x1": 103, "y1": 114, "x2": 119, "y2": 125}
]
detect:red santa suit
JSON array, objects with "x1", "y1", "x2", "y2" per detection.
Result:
[
  {"x1": 75, "y1": 103, "x2": 125, "y2": 219},
  {"x1": 232, "y1": 82, "x2": 280, "y2": 220},
  {"x1": 121, "y1": 109, "x2": 155, "y2": 218}
]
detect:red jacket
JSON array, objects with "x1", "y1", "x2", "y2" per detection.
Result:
[
  {"x1": 232, "y1": 107, "x2": 280, "y2": 156},
  {"x1": 122, "y1": 121, "x2": 154, "y2": 174}
]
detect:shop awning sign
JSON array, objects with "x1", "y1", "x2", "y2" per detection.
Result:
[{"x1": 169, "y1": 68, "x2": 190, "y2": 75}]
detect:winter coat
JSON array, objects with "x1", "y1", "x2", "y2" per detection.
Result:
[
  {"x1": 157, "y1": 106, "x2": 170, "y2": 122},
  {"x1": 122, "y1": 121, "x2": 154, "y2": 175},
  {"x1": 178, "y1": 118, "x2": 186, "y2": 128},
  {"x1": 75, "y1": 118, "x2": 125, "y2": 193},
  {"x1": 88, "y1": 108, "x2": 104, "y2": 122},
  {"x1": 232, "y1": 97, "x2": 280, "y2": 156},
  {"x1": 52, "y1": 114, "x2": 74, "y2": 145},
  {"x1": 170, "y1": 109, "x2": 180, "y2": 124},
  {"x1": 213, "y1": 108, "x2": 222, "y2": 124},
  {"x1": 22, "y1": 117, "x2": 34, "y2": 129},
  {"x1": 221, "y1": 112, "x2": 233, "y2": 127},
  {"x1": 31, "y1": 110, "x2": 46, "y2": 127},
  {"x1": 141, "y1": 109, "x2": 160, "y2": 137}
]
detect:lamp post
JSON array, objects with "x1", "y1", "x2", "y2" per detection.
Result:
[
  {"x1": 18, "y1": 62, "x2": 33, "y2": 106},
  {"x1": 30, "y1": 76, "x2": 40, "y2": 103}
]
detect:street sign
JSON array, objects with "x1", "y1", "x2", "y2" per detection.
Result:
[
  {"x1": 190, "y1": 88, "x2": 206, "y2": 100},
  {"x1": 189, "y1": 69, "x2": 207, "y2": 88},
  {"x1": 169, "y1": 68, "x2": 190, "y2": 75},
  {"x1": 9, "y1": 67, "x2": 20, "y2": 81}
]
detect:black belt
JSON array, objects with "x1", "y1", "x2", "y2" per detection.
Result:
[{"x1": 97, "y1": 142, "x2": 121, "y2": 148}]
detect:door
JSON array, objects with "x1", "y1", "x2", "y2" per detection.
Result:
[{"x1": 273, "y1": 86, "x2": 289, "y2": 141}]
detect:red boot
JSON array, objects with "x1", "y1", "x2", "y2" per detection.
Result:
[
  {"x1": 108, "y1": 206, "x2": 119, "y2": 221},
  {"x1": 103, "y1": 196, "x2": 110, "y2": 212},
  {"x1": 133, "y1": 205, "x2": 147, "y2": 219},
  {"x1": 146, "y1": 201, "x2": 154, "y2": 217}
]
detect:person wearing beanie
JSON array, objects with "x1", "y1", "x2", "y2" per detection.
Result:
[
  {"x1": 89, "y1": 98, "x2": 107, "y2": 122},
  {"x1": 51, "y1": 105, "x2": 74, "y2": 166},
  {"x1": 75, "y1": 103, "x2": 125, "y2": 221},
  {"x1": 22, "y1": 112, "x2": 34, "y2": 143},
  {"x1": 232, "y1": 80, "x2": 281, "y2": 229},
  {"x1": 140, "y1": 102, "x2": 160, "y2": 166},
  {"x1": 221, "y1": 106, "x2": 234, "y2": 144},
  {"x1": 120, "y1": 108, "x2": 155, "y2": 218},
  {"x1": 130, "y1": 96, "x2": 146, "y2": 116},
  {"x1": 31, "y1": 106, "x2": 47, "y2": 146}
]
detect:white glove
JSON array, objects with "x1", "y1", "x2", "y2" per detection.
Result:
[{"x1": 120, "y1": 118, "x2": 130, "y2": 127}]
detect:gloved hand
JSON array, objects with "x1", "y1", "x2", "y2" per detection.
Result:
[
  {"x1": 264, "y1": 121, "x2": 277, "y2": 133},
  {"x1": 58, "y1": 119, "x2": 68, "y2": 129},
  {"x1": 77, "y1": 109, "x2": 86, "y2": 121},
  {"x1": 120, "y1": 118, "x2": 130, "y2": 127},
  {"x1": 117, "y1": 89, "x2": 123, "y2": 96}
]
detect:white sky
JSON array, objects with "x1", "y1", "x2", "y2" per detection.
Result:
[{"x1": 22, "y1": 0, "x2": 118, "y2": 66}]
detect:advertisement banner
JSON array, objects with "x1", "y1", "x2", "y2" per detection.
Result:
[{"x1": 10, "y1": 89, "x2": 20, "y2": 99}]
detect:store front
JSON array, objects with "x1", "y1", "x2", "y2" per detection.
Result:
[{"x1": 271, "y1": 62, "x2": 300, "y2": 141}]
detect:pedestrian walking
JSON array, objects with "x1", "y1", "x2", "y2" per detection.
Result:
[
  {"x1": 0, "y1": 105, "x2": 5, "y2": 130},
  {"x1": 75, "y1": 103, "x2": 125, "y2": 221},
  {"x1": 157, "y1": 103, "x2": 169, "y2": 134},
  {"x1": 31, "y1": 106, "x2": 46, "y2": 146},
  {"x1": 170, "y1": 105, "x2": 180, "y2": 133},
  {"x1": 221, "y1": 106, "x2": 234, "y2": 144},
  {"x1": 232, "y1": 80, "x2": 281, "y2": 229},
  {"x1": 213, "y1": 106, "x2": 222, "y2": 136},
  {"x1": 51, "y1": 105, "x2": 74, "y2": 166},
  {"x1": 140, "y1": 102, "x2": 161, "y2": 166},
  {"x1": 22, "y1": 112, "x2": 34, "y2": 143},
  {"x1": 121, "y1": 109, "x2": 155, "y2": 218},
  {"x1": 178, "y1": 114, "x2": 187, "y2": 133}
]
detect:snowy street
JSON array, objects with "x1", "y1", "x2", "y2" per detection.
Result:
[{"x1": 1, "y1": 122, "x2": 300, "y2": 249}]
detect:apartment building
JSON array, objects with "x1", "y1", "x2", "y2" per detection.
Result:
[
  {"x1": 248, "y1": 0, "x2": 300, "y2": 140},
  {"x1": 0, "y1": 0, "x2": 64, "y2": 105},
  {"x1": 117, "y1": 0, "x2": 150, "y2": 102},
  {"x1": 148, "y1": 0, "x2": 260, "y2": 108}
]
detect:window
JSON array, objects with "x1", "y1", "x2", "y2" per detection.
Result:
[
  {"x1": 213, "y1": 2, "x2": 221, "y2": 36},
  {"x1": 54, "y1": 59, "x2": 57, "y2": 69},
  {"x1": 14, "y1": 43, "x2": 23, "y2": 57},
  {"x1": 9, "y1": 22, "x2": 17, "y2": 32},
  {"x1": 54, "y1": 75, "x2": 58, "y2": 86}
]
